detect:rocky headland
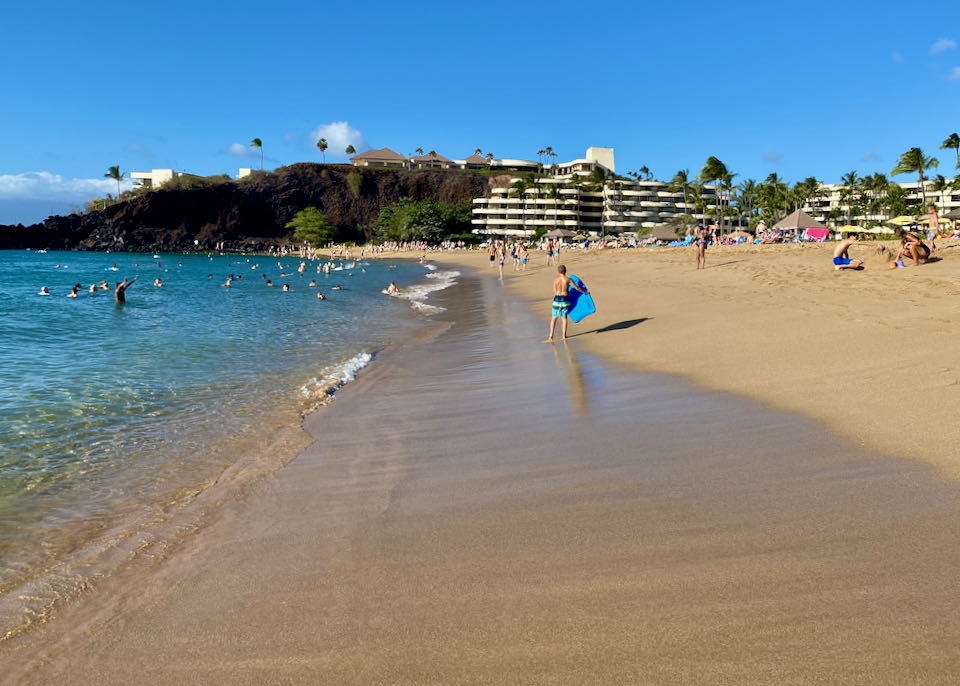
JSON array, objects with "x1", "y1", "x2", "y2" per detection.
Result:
[{"x1": 0, "y1": 164, "x2": 492, "y2": 252}]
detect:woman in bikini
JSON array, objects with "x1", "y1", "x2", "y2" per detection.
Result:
[
  {"x1": 895, "y1": 227, "x2": 930, "y2": 267},
  {"x1": 696, "y1": 225, "x2": 710, "y2": 270}
]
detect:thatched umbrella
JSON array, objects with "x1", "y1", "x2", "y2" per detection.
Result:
[{"x1": 773, "y1": 209, "x2": 827, "y2": 230}]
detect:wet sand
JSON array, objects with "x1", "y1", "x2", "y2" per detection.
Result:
[{"x1": 4, "y1": 269, "x2": 960, "y2": 684}]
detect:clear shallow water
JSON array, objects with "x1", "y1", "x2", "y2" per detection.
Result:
[{"x1": 0, "y1": 249, "x2": 456, "y2": 634}]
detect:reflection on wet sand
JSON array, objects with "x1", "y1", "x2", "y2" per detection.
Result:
[{"x1": 550, "y1": 341, "x2": 588, "y2": 418}]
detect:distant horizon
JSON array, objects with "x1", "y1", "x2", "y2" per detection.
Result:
[{"x1": 2, "y1": 0, "x2": 958, "y2": 225}]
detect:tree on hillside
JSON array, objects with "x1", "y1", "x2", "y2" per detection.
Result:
[
  {"x1": 345, "y1": 144, "x2": 356, "y2": 156},
  {"x1": 371, "y1": 198, "x2": 470, "y2": 243},
  {"x1": 940, "y1": 133, "x2": 960, "y2": 169},
  {"x1": 251, "y1": 138, "x2": 263, "y2": 169},
  {"x1": 316, "y1": 138, "x2": 328, "y2": 163},
  {"x1": 286, "y1": 207, "x2": 335, "y2": 246},
  {"x1": 104, "y1": 165, "x2": 124, "y2": 202},
  {"x1": 891, "y1": 147, "x2": 938, "y2": 211}
]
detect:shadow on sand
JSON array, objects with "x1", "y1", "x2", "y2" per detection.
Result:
[{"x1": 568, "y1": 318, "x2": 651, "y2": 338}]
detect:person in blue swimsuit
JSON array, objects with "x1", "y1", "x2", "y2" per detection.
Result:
[{"x1": 548, "y1": 264, "x2": 588, "y2": 341}]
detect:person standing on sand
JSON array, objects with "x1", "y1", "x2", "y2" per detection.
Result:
[
  {"x1": 520, "y1": 244, "x2": 529, "y2": 271},
  {"x1": 114, "y1": 276, "x2": 138, "y2": 303},
  {"x1": 894, "y1": 227, "x2": 930, "y2": 267},
  {"x1": 696, "y1": 225, "x2": 710, "y2": 270},
  {"x1": 548, "y1": 264, "x2": 588, "y2": 341},
  {"x1": 833, "y1": 234, "x2": 864, "y2": 270},
  {"x1": 927, "y1": 205, "x2": 940, "y2": 251}
]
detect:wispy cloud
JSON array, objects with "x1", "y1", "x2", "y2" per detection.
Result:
[
  {"x1": 0, "y1": 171, "x2": 131, "y2": 201},
  {"x1": 861, "y1": 150, "x2": 881, "y2": 162},
  {"x1": 931, "y1": 38, "x2": 957, "y2": 54},
  {"x1": 308, "y1": 122, "x2": 368, "y2": 158},
  {"x1": 950, "y1": 66, "x2": 960, "y2": 80},
  {"x1": 227, "y1": 142, "x2": 259, "y2": 157},
  {"x1": 125, "y1": 141, "x2": 154, "y2": 160},
  {"x1": 762, "y1": 151, "x2": 782, "y2": 164}
]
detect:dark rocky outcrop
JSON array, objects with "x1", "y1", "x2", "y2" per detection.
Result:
[{"x1": 0, "y1": 164, "x2": 490, "y2": 252}]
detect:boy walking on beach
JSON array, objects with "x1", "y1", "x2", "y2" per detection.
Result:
[{"x1": 548, "y1": 264, "x2": 588, "y2": 341}]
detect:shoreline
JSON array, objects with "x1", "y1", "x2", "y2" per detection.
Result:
[
  {"x1": 6, "y1": 266, "x2": 960, "y2": 682},
  {"x1": 425, "y1": 241, "x2": 960, "y2": 481}
]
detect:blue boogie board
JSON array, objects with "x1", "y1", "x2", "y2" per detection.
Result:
[{"x1": 567, "y1": 275, "x2": 596, "y2": 323}]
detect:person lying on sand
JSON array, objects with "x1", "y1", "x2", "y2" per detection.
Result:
[
  {"x1": 833, "y1": 235, "x2": 864, "y2": 270},
  {"x1": 894, "y1": 228, "x2": 930, "y2": 267}
]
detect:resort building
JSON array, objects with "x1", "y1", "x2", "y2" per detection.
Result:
[
  {"x1": 801, "y1": 181, "x2": 960, "y2": 225},
  {"x1": 348, "y1": 148, "x2": 409, "y2": 168},
  {"x1": 130, "y1": 169, "x2": 180, "y2": 189},
  {"x1": 469, "y1": 147, "x2": 722, "y2": 237}
]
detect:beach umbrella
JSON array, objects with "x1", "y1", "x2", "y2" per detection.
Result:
[
  {"x1": 945, "y1": 207, "x2": 960, "y2": 220},
  {"x1": 773, "y1": 209, "x2": 827, "y2": 230},
  {"x1": 543, "y1": 229, "x2": 575, "y2": 238},
  {"x1": 727, "y1": 230, "x2": 752, "y2": 240},
  {"x1": 837, "y1": 224, "x2": 861, "y2": 232},
  {"x1": 647, "y1": 225, "x2": 680, "y2": 241},
  {"x1": 887, "y1": 215, "x2": 917, "y2": 226}
]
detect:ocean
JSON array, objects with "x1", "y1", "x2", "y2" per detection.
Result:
[{"x1": 0, "y1": 249, "x2": 458, "y2": 638}]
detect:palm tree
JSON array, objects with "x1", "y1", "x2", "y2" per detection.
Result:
[
  {"x1": 545, "y1": 183, "x2": 563, "y2": 230},
  {"x1": 940, "y1": 133, "x2": 960, "y2": 169},
  {"x1": 738, "y1": 178, "x2": 758, "y2": 228},
  {"x1": 485, "y1": 152, "x2": 494, "y2": 164},
  {"x1": 839, "y1": 170, "x2": 861, "y2": 224},
  {"x1": 930, "y1": 174, "x2": 950, "y2": 211},
  {"x1": 316, "y1": 138, "x2": 328, "y2": 163},
  {"x1": 251, "y1": 138, "x2": 263, "y2": 169},
  {"x1": 104, "y1": 165, "x2": 124, "y2": 202},
  {"x1": 509, "y1": 178, "x2": 530, "y2": 231},
  {"x1": 345, "y1": 144, "x2": 356, "y2": 156},
  {"x1": 639, "y1": 165, "x2": 652, "y2": 181},
  {"x1": 537, "y1": 149, "x2": 546, "y2": 165},
  {"x1": 545, "y1": 147, "x2": 555, "y2": 175},
  {"x1": 700, "y1": 156, "x2": 729, "y2": 229},
  {"x1": 474, "y1": 147, "x2": 482, "y2": 156},
  {"x1": 668, "y1": 169, "x2": 692, "y2": 221},
  {"x1": 891, "y1": 147, "x2": 939, "y2": 211},
  {"x1": 415, "y1": 147, "x2": 424, "y2": 156}
]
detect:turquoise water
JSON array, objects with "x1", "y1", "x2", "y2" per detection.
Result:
[{"x1": 0, "y1": 249, "x2": 456, "y2": 635}]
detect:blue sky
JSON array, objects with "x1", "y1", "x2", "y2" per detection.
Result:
[{"x1": 2, "y1": 0, "x2": 959, "y2": 224}]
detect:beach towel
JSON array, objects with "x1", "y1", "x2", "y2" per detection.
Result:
[{"x1": 804, "y1": 228, "x2": 830, "y2": 241}]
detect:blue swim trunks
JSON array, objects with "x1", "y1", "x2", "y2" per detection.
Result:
[
  {"x1": 552, "y1": 295, "x2": 570, "y2": 318},
  {"x1": 833, "y1": 256, "x2": 852, "y2": 266}
]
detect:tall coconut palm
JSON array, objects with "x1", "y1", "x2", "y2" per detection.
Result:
[
  {"x1": 891, "y1": 147, "x2": 939, "y2": 211},
  {"x1": 485, "y1": 152, "x2": 494, "y2": 164},
  {"x1": 345, "y1": 144, "x2": 356, "y2": 156},
  {"x1": 545, "y1": 147, "x2": 555, "y2": 175},
  {"x1": 104, "y1": 165, "x2": 124, "y2": 202},
  {"x1": 668, "y1": 169, "x2": 692, "y2": 221},
  {"x1": 929, "y1": 174, "x2": 950, "y2": 211},
  {"x1": 537, "y1": 149, "x2": 546, "y2": 165},
  {"x1": 474, "y1": 147, "x2": 483, "y2": 156},
  {"x1": 316, "y1": 138, "x2": 328, "y2": 163},
  {"x1": 509, "y1": 178, "x2": 530, "y2": 231},
  {"x1": 415, "y1": 147, "x2": 424, "y2": 156},
  {"x1": 251, "y1": 138, "x2": 263, "y2": 169},
  {"x1": 738, "y1": 178, "x2": 759, "y2": 227},
  {"x1": 699, "y1": 156, "x2": 729, "y2": 229},
  {"x1": 639, "y1": 165, "x2": 651, "y2": 181},
  {"x1": 940, "y1": 133, "x2": 960, "y2": 169},
  {"x1": 545, "y1": 183, "x2": 563, "y2": 230}
]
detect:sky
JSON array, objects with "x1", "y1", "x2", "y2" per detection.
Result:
[{"x1": 2, "y1": 0, "x2": 959, "y2": 224}]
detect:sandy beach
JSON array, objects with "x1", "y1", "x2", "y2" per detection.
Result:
[
  {"x1": 4, "y1": 246, "x2": 960, "y2": 683},
  {"x1": 431, "y1": 240, "x2": 960, "y2": 481}
]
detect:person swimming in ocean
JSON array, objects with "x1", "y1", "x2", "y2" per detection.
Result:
[
  {"x1": 114, "y1": 276, "x2": 138, "y2": 303},
  {"x1": 316, "y1": 291, "x2": 326, "y2": 300},
  {"x1": 38, "y1": 286, "x2": 50, "y2": 295},
  {"x1": 67, "y1": 284, "x2": 81, "y2": 298},
  {"x1": 386, "y1": 281, "x2": 399, "y2": 294},
  {"x1": 282, "y1": 283, "x2": 290, "y2": 291}
]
